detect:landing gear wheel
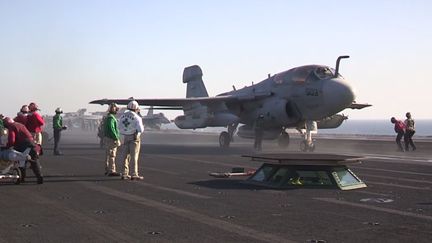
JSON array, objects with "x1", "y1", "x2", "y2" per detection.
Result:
[
  {"x1": 278, "y1": 132, "x2": 290, "y2": 148},
  {"x1": 11, "y1": 168, "x2": 22, "y2": 185},
  {"x1": 219, "y1": 131, "x2": 231, "y2": 148},
  {"x1": 309, "y1": 143, "x2": 316, "y2": 152},
  {"x1": 300, "y1": 140, "x2": 315, "y2": 152},
  {"x1": 227, "y1": 123, "x2": 238, "y2": 142}
]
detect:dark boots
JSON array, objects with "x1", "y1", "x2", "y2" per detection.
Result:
[
  {"x1": 30, "y1": 160, "x2": 44, "y2": 184},
  {"x1": 19, "y1": 167, "x2": 26, "y2": 183},
  {"x1": 20, "y1": 160, "x2": 44, "y2": 184}
]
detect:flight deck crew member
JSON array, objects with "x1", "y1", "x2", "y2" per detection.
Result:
[
  {"x1": 53, "y1": 107, "x2": 67, "y2": 155},
  {"x1": 104, "y1": 103, "x2": 121, "y2": 176},
  {"x1": 14, "y1": 105, "x2": 30, "y2": 125},
  {"x1": 26, "y1": 102, "x2": 45, "y2": 146},
  {"x1": 254, "y1": 114, "x2": 265, "y2": 151},
  {"x1": 404, "y1": 112, "x2": 416, "y2": 151},
  {"x1": 97, "y1": 115, "x2": 106, "y2": 148},
  {"x1": 0, "y1": 114, "x2": 5, "y2": 143},
  {"x1": 118, "y1": 100, "x2": 144, "y2": 180},
  {"x1": 391, "y1": 117, "x2": 406, "y2": 152},
  {"x1": 3, "y1": 117, "x2": 43, "y2": 184}
]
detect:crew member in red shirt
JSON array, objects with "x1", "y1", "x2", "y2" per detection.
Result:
[
  {"x1": 390, "y1": 117, "x2": 406, "y2": 152},
  {"x1": 26, "y1": 102, "x2": 45, "y2": 146},
  {"x1": 14, "y1": 105, "x2": 30, "y2": 125},
  {"x1": 3, "y1": 117, "x2": 44, "y2": 184}
]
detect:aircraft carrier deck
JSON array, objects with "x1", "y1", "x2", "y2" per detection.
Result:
[{"x1": 1, "y1": 130, "x2": 431, "y2": 243}]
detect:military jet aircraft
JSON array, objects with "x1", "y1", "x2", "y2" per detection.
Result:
[
  {"x1": 142, "y1": 106, "x2": 171, "y2": 130},
  {"x1": 63, "y1": 108, "x2": 101, "y2": 131},
  {"x1": 90, "y1": 56, "x2": 370, "y2": 151}
]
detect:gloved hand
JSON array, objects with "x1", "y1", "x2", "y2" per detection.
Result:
[
  {"x1": 114, "y1": 139, "x2": 121, "y2": 147},
  {"x1": 62, "y1": 126, "x2": 67, "y2": 130}
]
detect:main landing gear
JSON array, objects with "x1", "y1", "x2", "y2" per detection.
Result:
[
  {"x1": 219, "y1": 131, "x2": 230, "y2": 148},
  {"x1": 219, "y1": 123, "x2": 238, "y2": 148},
  {"x1": 278, "y1": 127, "x2": 314, "y2": 152}
]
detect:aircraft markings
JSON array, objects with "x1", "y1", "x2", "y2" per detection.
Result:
[
  {"x1": 362, "y1": 174, "x2": 432, "y2": 185},
  {"x1": 314, "y1": 197, "x2": 432, "y2": 221},
  {"x1": 366, "y1": 181, "x2": 431, "y2": 191}
]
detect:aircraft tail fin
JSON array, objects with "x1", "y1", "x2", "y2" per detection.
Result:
[
  {"x1": 77, "y1": 108, "x2": 87, "y2": 116},
  {"x1": 183, "y1": 65, "x2": 209, "y2": 98},
  {"x1": 147, "y1": 106, "x2": 154, "y2": 116}
]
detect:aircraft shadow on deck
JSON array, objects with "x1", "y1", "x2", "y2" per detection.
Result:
[
  {"x1": 49, "y1": 144, "x2": 103, "y2": 150},
  {"x1": 50, "y1": 143, "x2": 257, "y2": 155},
  {"x1": 141, "y1": 144, "x2": 255, "y2": 155}
]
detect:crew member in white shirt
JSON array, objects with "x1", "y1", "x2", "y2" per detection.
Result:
[{"x1": 118, "y1": 100, "x2": 144, "y2": 180}]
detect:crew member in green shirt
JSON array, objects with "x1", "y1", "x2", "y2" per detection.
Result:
[
  {"x1": 53, "y1": 107, "x2": 67, "y2": 155},
  {"x1": 104, "y1": 103, "x2": 121, "y2": 176}
]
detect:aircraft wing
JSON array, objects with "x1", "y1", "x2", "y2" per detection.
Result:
[
  {"x1": 347, "y1": 102, "x2": 372, "y2": 109},
  {"x1": 143, "y1": 117, "x2": 171, "y2": 123},
  {"x1": 90, "y1": 93, "x2": 272, "y2": 108},
  {"x1": 142, "y1": 117, "x2": 161, "y2": 121}
]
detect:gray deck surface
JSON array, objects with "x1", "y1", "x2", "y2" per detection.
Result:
[{"x1": 1, "y1": 130, "x2": 431, "y2": 243}]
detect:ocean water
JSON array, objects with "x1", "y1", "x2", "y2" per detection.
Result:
[
  {"x1": 163, "y1": 119, "x2": 432, "y2": 137},
  {"x1": 320, "y1": 119, "x2": 432, "y2": 136}
]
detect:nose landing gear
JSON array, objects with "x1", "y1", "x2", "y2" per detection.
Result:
[
  {"x1": 299, "y1": 120, "x2": 317, "y2": 152},
  {"x1": 300, "y1": 140, "x2": 316, "y2": 152}
]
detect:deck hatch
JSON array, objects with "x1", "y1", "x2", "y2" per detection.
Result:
[{"x1": 244, "y1": 153, "x2": 366, "y2": 190}]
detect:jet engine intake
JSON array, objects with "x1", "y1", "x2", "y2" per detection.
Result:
[{"x1": 258, "y1": 99, "x2": 300, "y2": 127}]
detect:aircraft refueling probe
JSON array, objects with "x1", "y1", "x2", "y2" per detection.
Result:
[{"x1": 334, "y1": 55, "x2": 350, "y2": 77}]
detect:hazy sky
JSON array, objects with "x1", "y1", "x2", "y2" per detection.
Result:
[{"x1": 1, "y1": 0, "x2": 431, "y2": 120}]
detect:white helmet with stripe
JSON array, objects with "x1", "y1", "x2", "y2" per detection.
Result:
[{"x1": 127, "y1": 100, "x2": 139, "y2": 111}]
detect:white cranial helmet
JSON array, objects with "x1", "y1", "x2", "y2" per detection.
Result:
[{"x1": 127, "y1": 100, "x2": 139, "y2": 110}]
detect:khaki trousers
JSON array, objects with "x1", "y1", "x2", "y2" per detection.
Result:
[
  {"x1": 119, "y1": 134, "x2": 141, "y2": 176},
  {"x1": 32, "y1": 132, "x2": 43, "y2": 145},
  {"x1": 104, "y1": 138, "x2": 119, "y2": 173}
]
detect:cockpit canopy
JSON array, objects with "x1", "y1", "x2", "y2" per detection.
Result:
[
  {"x1": 314, "y1": 66, "x2": 334, "y2": 80},
  {"x1": 274, "y1": 65, "x2": 337, "y2": 84}
]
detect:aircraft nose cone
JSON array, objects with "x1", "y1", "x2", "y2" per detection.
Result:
[{"x1": 323, "y1": 79, "x2": 355, "y2": 113}]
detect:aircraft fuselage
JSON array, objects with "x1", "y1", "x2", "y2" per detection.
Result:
[{"x1": 219, "y1": 65, "x2": 355, "y2": 129}]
